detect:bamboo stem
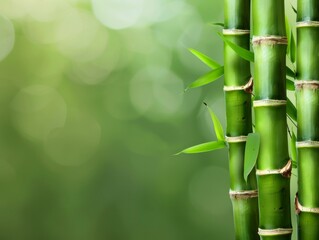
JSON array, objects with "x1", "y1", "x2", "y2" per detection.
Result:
[
  {"x1": 224, "y1": 0, "x2": 259, "y2": 239},
  {"x1": 296, "y1": 1, "x2": 319, "y2": 238},
  {"x1": 252, "y1": 0, "x2": 292, "y2": 239}
]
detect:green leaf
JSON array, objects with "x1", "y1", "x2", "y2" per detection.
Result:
[
  {"x1": 209, "y1": 22, "x2": 224, "y2": 27},
  {"x1": 285, "y1": 17, "x2": 291, "y2": 56},
  {"x1": 291, "y1": 4, "x2": 297, "y2": 14},
  {"x1": 290, "y1": 32, "x2": 296, "y2": 63},
  {"x1": 189, "y1": 48, "x2": 221, "y2": 69},
  {"x1": 186, "y1": 67, "x2": 224, "y2": 90},
  {"x1": 205, "y1": 104, "x2": 225, "y2": 141},
  {"x1": 289, "y1": 131, "x2": 297, "y2": 168},
  {"x1": 286, "y1": 78, "x2": 295, "y2": 91},
  {"x1": 218, "y1": 33, "x2": 254, "y2": 62},
  {"x1": 244, "y1": 133, "x2": 260, "y2": 182},
  {"x1": 176, "y1": 141, "x2": 226, "y2": 154},
  {"x1": 287, "y1": 98, "x2": 297, "y2": 122},
  {"x1": 286, "y1": 66, "x2": 295, "y2": 78}
]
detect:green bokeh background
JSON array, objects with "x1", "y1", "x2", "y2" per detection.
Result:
[{"x1": 0, "y1": 0, "x2": 298, "y2": 239}]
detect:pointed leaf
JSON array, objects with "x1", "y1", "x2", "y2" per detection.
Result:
[
  {"x1": 218, "y1": 33, "x2": 254, "y2": 62},
  {"x1": 176, "y1": 141, "x2": 226, "y2": 154},
  {"x1": 289, "y1": 131, "x2": 297, "y2": 168},
  {"x1": 287, "y1": 98, "x2": 297, "y2": 122},
  {"x1": 205, "y1": 104, "x2": 225, "y2": 141},
  {"x1": 286, "y1": 78, "x2": 295, "y2": 91},
  {"x1": 285, "y1": 17, "x2": 291, "y2": 56},
  {"x1": 244, "y1": 133, "x2": 260, "y2": 182},
  {"x1": 210, "y1": 22, "x2": 224, "y2": 27},
  {"x1": 186, "y1": 67, "x2": 224, "y2": 90},
  {"x1": 286, "y1": 66, "x2": 295, "y2": 78},
  {"x1": 189, "y1": 48, "x2": 221, "y2": 69},
  {"x1": 290, "y1": 32, "x2": 296, "y2": 63},
  {"x1": 291, "y1": 4, "x2": 297, "y2": 14}
]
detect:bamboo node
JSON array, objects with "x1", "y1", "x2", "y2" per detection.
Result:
[
  {"x1": 296, "y1": 141, "x2": 319, "y2": 148},
  {"x1": 222, "y1": 29, "x2": 250, "y2": 35},
  {"x1": 295, "y1": 194, "x2": 319, "y2": 215},
  {"x1": 253, "y1": 99, "x2": 287, "y2": 108},
  {"x1": 258, "y1": 228, "x2": 293, "y2": 236},
  {"x1": 225, "y1": 136, "x2": 247, "y2": 143},
  {"x1": 295, "y1": 80, "x2": 319, "y2": 89},
  {"x1": 256, "y1": 160, "x2": 292, "y2": 178},
  {"x1": 229, "y1": 189, "x2": 258, "y2": 199},
  {"x1": 252, "y1": 36, "x2": 288, "y2": 45},
  {"x1": 224, "y1": 77, "x2": 253, "y2": 93},
  {"x1": 297, "y1": 21, "x2": 319, "y2": 28}
]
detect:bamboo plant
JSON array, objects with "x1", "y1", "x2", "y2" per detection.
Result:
[
  {"x1": 223, "y1": 0, "x2": 259, "y2": 239},
  {"x1": 295, "y1": 1, "x2": 319, "y2": 239},
  {"x1": 178, "y1": 0, "x2": 260, "y2": 239},
  {"x1": 252, "y1": 0, "x2": 292, "y2": 239}
]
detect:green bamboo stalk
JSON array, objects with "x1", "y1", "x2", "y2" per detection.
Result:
[
  {"x1": 224, "y1": 0, "x2": 259, "y2": 239},
  {"x1": 296, "y1": 1, "x2": 319, "y2": 239},
  {"x1": 252, "y1": 0, "x2": 292, "y2": 239}
]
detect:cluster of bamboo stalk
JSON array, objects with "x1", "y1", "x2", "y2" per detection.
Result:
[{"x1": 179, "y1": 0, "x2": 319, "y2": 239}]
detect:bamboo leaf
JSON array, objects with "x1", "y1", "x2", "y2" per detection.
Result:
[
  {"x1": 244, "y1": 133, "x2": 260, "y2": 182},
  {"x1": 209, "y1": 22, "x2": 224, "y2": 27},
  {"x1": 291, "y1": 4, "x2": 297, "y2": 14},
  {"x1": 218, "y1": 33, "x2": 254, "y2": 62},
  {"x1": 186, "y1": 67, "x2": 224, "y2": 90},
  {"x1": 290, "y1": 32, "x2": 296, "y2": 63},
  {"x1": 289, "y1": 131, "x2": 297, "y2": 168},
  {"x1": 287, "y1": 98, "x2": 297, "y2": 122},
  {"x1": 189, "y1": 48, "x2": 221, "y2": 69},
  {"x1": 176, "y1": 141, "x2": 226, "y2": 154},
  {"x1": 286, "y1": 78, "x2": 295, "y2": 91},
  {"x1": 205, "y1": 103, "x2": 225, "y2": 141},
  {"x1": 285, "y1": 17, "x2": 291, "y2": 56},
  {"x1": 286, "y1": 66, "x2": 295, "y2": 78}
]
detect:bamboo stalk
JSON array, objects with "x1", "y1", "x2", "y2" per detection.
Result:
[
  {"x1": 251, "y1": 0, "x2": 292, "y2": 239},
  {"x1": 296, "y1": 1, "x2": 319, "y2": 239},
  {"x1": 224, "y1": 0, "x2": 259, "y2": 239}
]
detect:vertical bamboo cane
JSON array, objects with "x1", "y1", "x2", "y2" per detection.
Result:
[
  {"x1": 252, "y1": 0, "x2": 292, "y2": 239},
  {"x1": 295, "y1": 1, "x2": 319, "y2": 239},
  {"x1": 224, "y1": 0, "x2": 259, "y2": 239}
]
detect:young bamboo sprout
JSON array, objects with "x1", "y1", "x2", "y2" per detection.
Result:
[
  {"x1": 252, "y1": 0, "x2": 292, "y2": 239},
  {"x1": 224, "y1": 0, "x2": 259, "y2": 239},
  {"x1": 295, "y1": 1, "x2": 319, "y2": 239}
]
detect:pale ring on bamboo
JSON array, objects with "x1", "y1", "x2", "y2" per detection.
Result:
[
  {"x1": 229, "y1": 189, "x2": 258, "y2": 199},
  {"x1": 222, "y1": 29, "x2": 250, "y2": 35},
  {"x1": 253, "y1": 99, "x2": 287, "y2": 108},
  {"x1": 296, "y1": 21, "x2": 319, "y2": 28},
  {"x1": 225, "y1": 136, "x2": 247, "y2": 143},
  {"x1": 296, "y1": 141, "x2": 319, "y2": 148},
  {"x1": 252, "y1": 36, "x2": 288, "y2": 45},
  {"x1": 295, "y1": 80, "x2": 319, "y2": 89},
  {"x1": 256, "y1": 160, "x2": 292, "y2": 178},
  {"x1": 295, "y1": 195, "x2": 319, "y2": 215},
  {"x1": 223, "y1": 77, "x2": 253, "y2": 92},
  {"x1": 258, "y1": 228, "x2": 293, "y2": 236}
]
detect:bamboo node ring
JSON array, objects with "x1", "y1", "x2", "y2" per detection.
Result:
[
  {"x1": 256, "y1": 160, "x2": 292, "y2": 178},
  {"x1": 295, "y1": 194, "x2": 319, "y2": 215},
  {"x1": 297, "y1": 21, "x2": 319, "y2": 28},
  {"x1": 253, "y1": 99, "x2": 287, "y2": 107},
  {"x1": 223, "y1": 29, "x2": 250, "y2": 35},
  {"x1": 295, "y1": 80, "x2": 319, "y2": 89},
  {"x1": 229, "y1": 189, "x2": 258, "y2": 199},
  {"x1": 252, "y1": 36, "x2": 288, "y2": 45},
  {"x1": 258, "y1": 228, "x2": 293, "y2": 236},
  {"x1": 296, "y1": 141, "x2": 319, "y2": 148},
  {"x1": 225, "y1": 136, "x2": 247, "y2": 143},
  {"x1": 224, "y1": 77, "x2": 253, "y2": 92}
]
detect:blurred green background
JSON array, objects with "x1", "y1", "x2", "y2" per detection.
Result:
[{"x1": 0, "y1": 0, "x2": 298, "y2": 239}]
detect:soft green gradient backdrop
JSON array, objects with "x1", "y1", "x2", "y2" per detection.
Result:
[{"x1": 0, "y1": 0, "x2": 297, "y2": 239}]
